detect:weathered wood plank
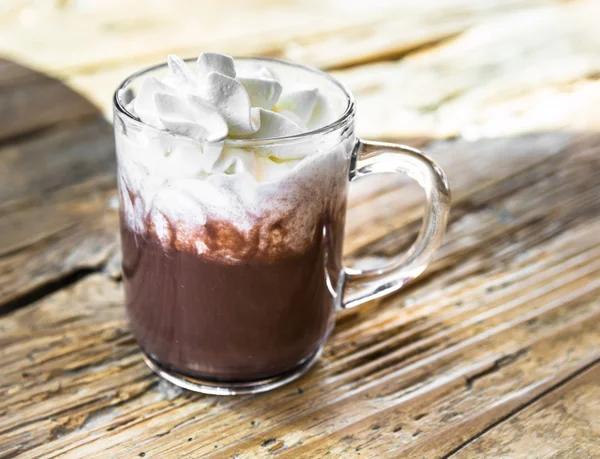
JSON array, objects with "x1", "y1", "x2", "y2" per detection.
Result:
[
  {"x1": 345, "y1": 132, "x2": 573, "y2": 258},
  {"x1": 0, "y1": 118, "x2": 114, "y2": 213},
  {"x1": 0, "y1": 0, "x2": 547, "y2": 76},
  {"x1": 1, "y1": 132, "x2": 598, "y2": 457},
  {"x1": 0, "y1": 59, "x2": 100, "y2": 142},
  {"x1": 0, "y1": 188, "x2": 119, "y2": 309},
  {"x1": 0, "y1": 116, "x2": 117, "y2": 307},
  {"x1": 451, "y1": 363, "x2": 600, "y2": 458},
  {"x1": 0, "y1": 56, "x2": 118, "y2": 306},
  {"x1": 335, "y1": 0, "x2": 600, "y2": 139},
  {"x1": 50, "y1": 0, "x2": 600, "y2": 140}
]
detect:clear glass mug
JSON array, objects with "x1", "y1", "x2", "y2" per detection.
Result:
[{"x1": 113, "y1": 57, "x2": 450, "y2": 395}]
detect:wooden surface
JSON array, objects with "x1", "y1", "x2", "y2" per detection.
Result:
[{"x1": 1, "y1": 0, "x2": 600, "y2": 457}]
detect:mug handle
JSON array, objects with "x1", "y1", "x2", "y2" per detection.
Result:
[{"x1": 340, "y1": 139, "x2": 451, "y2": 309}]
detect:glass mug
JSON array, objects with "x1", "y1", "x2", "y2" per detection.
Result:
[{"x1": 113, "y1": 57, "x2": 450, "y2": 395}]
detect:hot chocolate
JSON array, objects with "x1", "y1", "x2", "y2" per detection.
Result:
[
  {"x1": 115, "y1": 53, "x2": 353, "y2": 384},
  {"x1": 120, "y1": 200, "x2": 346, "y2": 380}
]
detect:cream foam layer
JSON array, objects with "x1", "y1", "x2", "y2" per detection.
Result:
[
  {"x1": 117, "y1": 54, "x2": 352, "y2": 261},
  {"x1": 117, "y1": 130, "x2": 353, "y2": 261},
  {"x1": 125, "y1": 53, "x2": 338, "y2": 181}
]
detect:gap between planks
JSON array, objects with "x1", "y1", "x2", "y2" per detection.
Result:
[{"x1": 440, "y1": 358, "x2": 600, "y2": 459}]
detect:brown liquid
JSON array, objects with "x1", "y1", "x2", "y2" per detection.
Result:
[{"x1": 120, "y1": 212, "x2": 345, "y2": 381}]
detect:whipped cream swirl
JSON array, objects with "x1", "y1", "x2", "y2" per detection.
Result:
[{"x1": 127, "y1": 53, "x2": 336, "y2": 181}]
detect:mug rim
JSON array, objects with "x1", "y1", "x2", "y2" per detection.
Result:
[{"x1": 113, "y1": 56, "x2": 356, "y2": 146}]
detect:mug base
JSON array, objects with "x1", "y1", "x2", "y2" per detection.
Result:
[{"x1": 142, "y1": 347, "x2": 322, "y2": 395}]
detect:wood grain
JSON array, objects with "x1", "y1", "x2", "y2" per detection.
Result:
[
  {"x1": 0, "y1": 59, "x2": 100, "y2": 142},
  {"x1": 0, "y1": 186, "x2": 119, "y2": 309},
  {"x1": 335, "y1": 0, "x2": 600, "y2": 139},
  {"x1": 44, "y1": 0, "x2": 600, "y2": 141},
  {"x1": 453, "y1": 363, "x2": 600, "y2": 458},
  {"x1": 0, "y1": 61, "x2": 117, "y2": 307},
  {"x1": 1, "y1": 132, "x2": 598, "y2": 458},
  {"x1": 0, "y1": 0, "x2": 546, "y2": 76},
  {"x1": 2, "y1": 0, "x2": 600, "y2": 456}
]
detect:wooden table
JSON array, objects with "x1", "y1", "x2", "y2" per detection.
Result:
[{"x1": 1, "y1": 0, "x2": 600, "y2": 457}]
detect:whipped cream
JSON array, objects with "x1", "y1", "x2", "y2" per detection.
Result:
[
  {"x1": 116, "y1": 54, "x2": 353, "y2": 261},
  {"x1": 126, "y1": 53, "x2": 336, "y2": 181}
]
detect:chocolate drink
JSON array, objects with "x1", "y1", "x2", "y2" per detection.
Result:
[
  {"x1": 117, "y1": 141, "x2": 351, "y2": 383},
  {"x1": 114, "y1": 52, "x2": 357, "y2": 388},
  {"x1": 120, "y1": 199, "x2": 346, "y2": 381}
]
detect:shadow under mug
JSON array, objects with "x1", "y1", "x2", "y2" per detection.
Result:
[{"x1": 114, "y1": 57, "x2": 450, "y2": 395}]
